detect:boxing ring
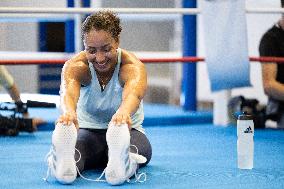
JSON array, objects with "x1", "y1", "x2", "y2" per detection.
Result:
[
  {"x1": 1, "y1": 102, "x2": 284, "y2": 189},
  {"x1": 1, "y1": 2, "x2": 284, "y2": 189}
]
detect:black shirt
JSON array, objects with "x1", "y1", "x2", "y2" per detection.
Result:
[
  {"x1": 259, "y1": 24, "x2": 284, "y2": 110},
  {"x1": 259, "y1": 24, "x2": 284, "y2": 83}
]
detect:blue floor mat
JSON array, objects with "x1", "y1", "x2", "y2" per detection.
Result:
[{"x1": 1, "y1": 124, "x2": 284, "y2": 189}]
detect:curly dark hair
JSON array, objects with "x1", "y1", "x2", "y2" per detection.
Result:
[{"x1": 81, "y1": 10, "x2": 122, "y2": 42}]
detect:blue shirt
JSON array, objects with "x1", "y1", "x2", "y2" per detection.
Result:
[{"x1": 76, "y1": 48, "x2": 144, "y2": 133}]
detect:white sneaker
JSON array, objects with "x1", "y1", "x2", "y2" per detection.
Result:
[
  {"x1": 44, "y1": 123, "x2": 77, "y2": 184},
  {"x1": 105, "y1": 123, "x2": 147, "y2": 185}
]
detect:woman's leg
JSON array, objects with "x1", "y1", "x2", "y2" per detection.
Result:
[
  {"x1": 75, "y1": 129, "x2": 108, "y2": 173},
  {"x1": 130, "y1": 129, "x2": 152, "y2": 167}
]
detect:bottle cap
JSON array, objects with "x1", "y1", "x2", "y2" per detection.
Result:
[{"x1": 238, "y1": 112, "x2": 253, "y2": 120}]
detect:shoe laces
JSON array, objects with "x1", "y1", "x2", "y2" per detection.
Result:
[
  {"x1": 43, "y1": 147, "x2": 82, "y2": 182},
  {"x1": 127, "y1": 170, "x2": 147, "y2": 183},
  {"x1": 74, "y1": 150, "x2": 106, "y2": 183},
  {"x1": 76, "y1": 166, "x2": 106, "y2": 182},
  {"x1": 43, "y1": 147, "x2": 54, "y2": 182},
  {"x1": 94, "y1": 167, "x2": 147, "y2": 184},
  {"x1": 43, "y1": 146, "x2": 106, "y2": 183},
  {"x1": 127, "y1": 144, "x2": 147, "y2": 183},
  {"x1": 43, "y1": 145, "x2": 147, "y2": 184},
  {"x1": 82, "y1": 144, "x2": 147, "y2": 184}
]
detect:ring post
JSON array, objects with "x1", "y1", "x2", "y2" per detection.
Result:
[
  {"x1": 182, "y1": 0, "x2": 197, "y2": 111},
  {"x1": 66, "y1": 0, "x2": 75, "y2": 53}
]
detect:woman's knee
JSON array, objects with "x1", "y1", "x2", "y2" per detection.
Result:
[
  {"x1": 75, "y1": 140, "x2": 86, "y2": 173},
  {"x1": 130, "y1": 130, "x2": 152, "y2": 166}
]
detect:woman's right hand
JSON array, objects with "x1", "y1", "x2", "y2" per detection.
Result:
[{"x1": 57, "y1": 111, "x2": 79, "y2": 129}]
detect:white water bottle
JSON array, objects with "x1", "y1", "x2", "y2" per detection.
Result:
[{"x1": 237, "y1": 112, "x2": 254, "y2": 169}]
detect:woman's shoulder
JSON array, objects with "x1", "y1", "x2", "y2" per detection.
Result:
[
  {"x1": 63, "y1": 52, "x2": 91, "y2": 84},
  {"x1": 120, "y1": 49, "x2": 144, "y2": 67}
]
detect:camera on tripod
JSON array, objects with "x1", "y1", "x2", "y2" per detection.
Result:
[
  {"x1": 0, "y1": 100, "x2": 56, "y2": 136},
  {"x1": 0, "y1": 115, "x2": 33, "y2": 136}
]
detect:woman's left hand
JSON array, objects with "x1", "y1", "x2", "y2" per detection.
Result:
[{"x1": 111, "y1": 109, "x2": 132, "y2": 130}]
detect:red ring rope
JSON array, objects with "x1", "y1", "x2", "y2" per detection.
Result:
[{"x1": 0, "y1": 56, "x2": 283, "y2": 65}]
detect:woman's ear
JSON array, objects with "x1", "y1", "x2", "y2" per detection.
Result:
[{"x1": 115, "y1": 36, "x2": 120, "y2": 47}]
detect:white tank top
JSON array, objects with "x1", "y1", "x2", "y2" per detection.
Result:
[{"x1": 76, "y1": 48, "x2": 144, "y2": 133}]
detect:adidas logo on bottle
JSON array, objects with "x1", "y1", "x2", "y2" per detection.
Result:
[{"x1": 244, "y1": 126, "x2": 253, "y2": 133}]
